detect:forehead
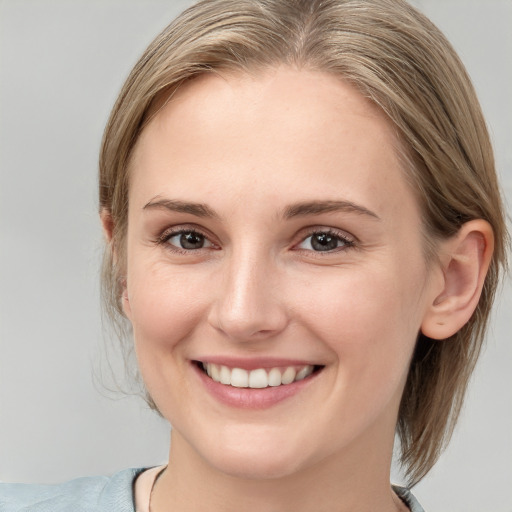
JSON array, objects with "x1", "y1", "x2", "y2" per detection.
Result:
[{"x1": 129, "y1": 67, "x2": 418, "y2": 223}]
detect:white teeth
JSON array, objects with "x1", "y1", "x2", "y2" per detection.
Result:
[
  {"x1": 268, "y1": 367, "x2": 282, "y2": 387},
  {"x1": 248, "y1": 368, "x2": 268, "y2": 388},
  {"x1": 295, "y1": 366, "x2": 310, "y2": 381},
  {"x1": 281, "y1": 367, "x2": 296, "y2": 385},
  {"x1": 230, "y1": 368, "x2": 249, "y2": 388},
  {"x1": 219, "y1": 365, "x2": 231, "y2": 385},
  {"x1": 202, "y1": 363, "x2": 315, "y2": 389},
  {"x1": 210, "y1": 364, "x2": 220, "y2": 382}
]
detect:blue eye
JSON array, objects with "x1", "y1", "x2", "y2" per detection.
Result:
[
  {"x1": 165, "y1": 230, "x2": 213, "y2": 250},
  {"x1": 298, "y1": 231, "x2": 353, "y2": 252}
]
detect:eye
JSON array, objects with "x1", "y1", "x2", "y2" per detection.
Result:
[
  {"x1": 297, "y1": 230, "x2": 354, "y2": 252},
  {"x1": 164, "y1": 229, "x2": 214, "y2": 250}
]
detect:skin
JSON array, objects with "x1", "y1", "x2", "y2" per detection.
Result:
[{"x1": 108, "y1": 67, "x2": 492, "y2": 511}]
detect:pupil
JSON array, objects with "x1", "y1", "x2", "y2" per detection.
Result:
[
  {"x1": 180, "y1": 232, "x2": 204, "y2": 249},
  {"x1": 311, "y1": 233, "x2": 338, "y2": 251}
]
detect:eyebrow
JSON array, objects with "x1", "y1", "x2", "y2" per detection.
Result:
[
  {"x1": 142, "y1": 197, "x2": 380, "y2": 221},
  {"x1": 283, "y1": 200, "x2": 380, "y2": 220},
  {"x1": 143, "y1": 198, "x2": 219, "y2": 218}
]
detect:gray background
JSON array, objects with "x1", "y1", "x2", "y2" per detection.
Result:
[{"x1": 0, "y1": 1, "x2": 510, "y2": 511}]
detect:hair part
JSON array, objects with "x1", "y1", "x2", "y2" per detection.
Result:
[{"x1": 99, "y1": 0, "x2": 508, "y2": 485}]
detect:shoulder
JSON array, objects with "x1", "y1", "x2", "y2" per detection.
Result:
[
  {"x1": 393, "y1": 485, "x2": 426, "y2": 512},
  {"x1": 0, "y1": 468, "x2": 145, "y2": 512}
]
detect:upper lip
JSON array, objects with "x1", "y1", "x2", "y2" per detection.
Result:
[{"x1": 192, "y1": 356, "x2": 322, "y2": 371}]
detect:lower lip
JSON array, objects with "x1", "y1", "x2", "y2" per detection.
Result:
[{"x1": 193, "y1": 363, "x2": 321, "y2": 409}]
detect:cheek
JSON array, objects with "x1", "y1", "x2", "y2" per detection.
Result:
[
  {"x1": 124, "y1": 259, "x2": 211, "y2": 416},
  {"x1": 291, "y1": 263, "x2": 426, "y2": 376},
  {"x1": 125, "y1": 259, "x2": 208, "y2": 349}
]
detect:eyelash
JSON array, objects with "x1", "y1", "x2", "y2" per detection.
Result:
[
  {"x1": 155, "y1": 226, "x2": 216, "y2": 255},
  {"x1": 296, "y1": 228, "x2": 355, "y2": 254},
  {"x1": 155, "y1": 226, "x2": 356, "y2": 255}
]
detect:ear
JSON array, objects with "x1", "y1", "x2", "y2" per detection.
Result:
[
  {"x1": 421, "y1": 219, "x2": 494, "y2": 340},
  {"x1": 100, "y1": 209, "x2": 132, "y2": 319},
  {"x1": 100, "y1": 208, "x2": 114, "y2": 243}
]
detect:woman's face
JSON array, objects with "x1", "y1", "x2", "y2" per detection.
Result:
[{"x1": 123, "y1": 67, "x2": 442, "y2": 478}]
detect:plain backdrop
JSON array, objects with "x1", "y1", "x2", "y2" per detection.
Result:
[{"x1": 0, "y1": 1, "x2": 510, "y2": 511}]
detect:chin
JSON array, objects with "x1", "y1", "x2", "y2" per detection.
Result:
[
  {"x1": 212, "y1": 449, "x2": 305, "y2": 481},
  {"x1": 196, "y1": 427, "x2": 315, "y2": 481}
]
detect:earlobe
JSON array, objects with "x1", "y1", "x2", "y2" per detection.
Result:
[
  {"x1": 121, "y1": 287, "x2": 132, "y2": 319},
  {"x1": 421, "y1": 219, "x2": 494, "y2": 340}
]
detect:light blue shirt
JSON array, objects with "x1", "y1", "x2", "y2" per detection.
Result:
[
  {"x1": 0, "y1": 468, "x2": 425, "y2": 511},
  {"x1": 0, "y1": 468, "x2": 143, "y2": 512}
]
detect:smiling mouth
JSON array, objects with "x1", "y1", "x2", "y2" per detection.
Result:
[{"x1": 196, "y1": 362, "x2": 323, "y2": 389}]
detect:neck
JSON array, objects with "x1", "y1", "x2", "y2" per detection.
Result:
[{"x1": 151, "y1": 426, "x2": 406, "y2": 512}]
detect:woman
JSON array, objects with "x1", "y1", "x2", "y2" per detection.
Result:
[{"x1": 1, "y1": 0, "x2": 508, "y2": 511}]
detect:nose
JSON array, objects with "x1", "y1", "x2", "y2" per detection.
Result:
[{"x1": 207, "y1": 251, "x2": 289, "y2": 342}]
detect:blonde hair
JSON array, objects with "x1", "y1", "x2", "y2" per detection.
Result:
[{"x1": 99, "y1": 0, "x2": 508, "y2": 485}]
